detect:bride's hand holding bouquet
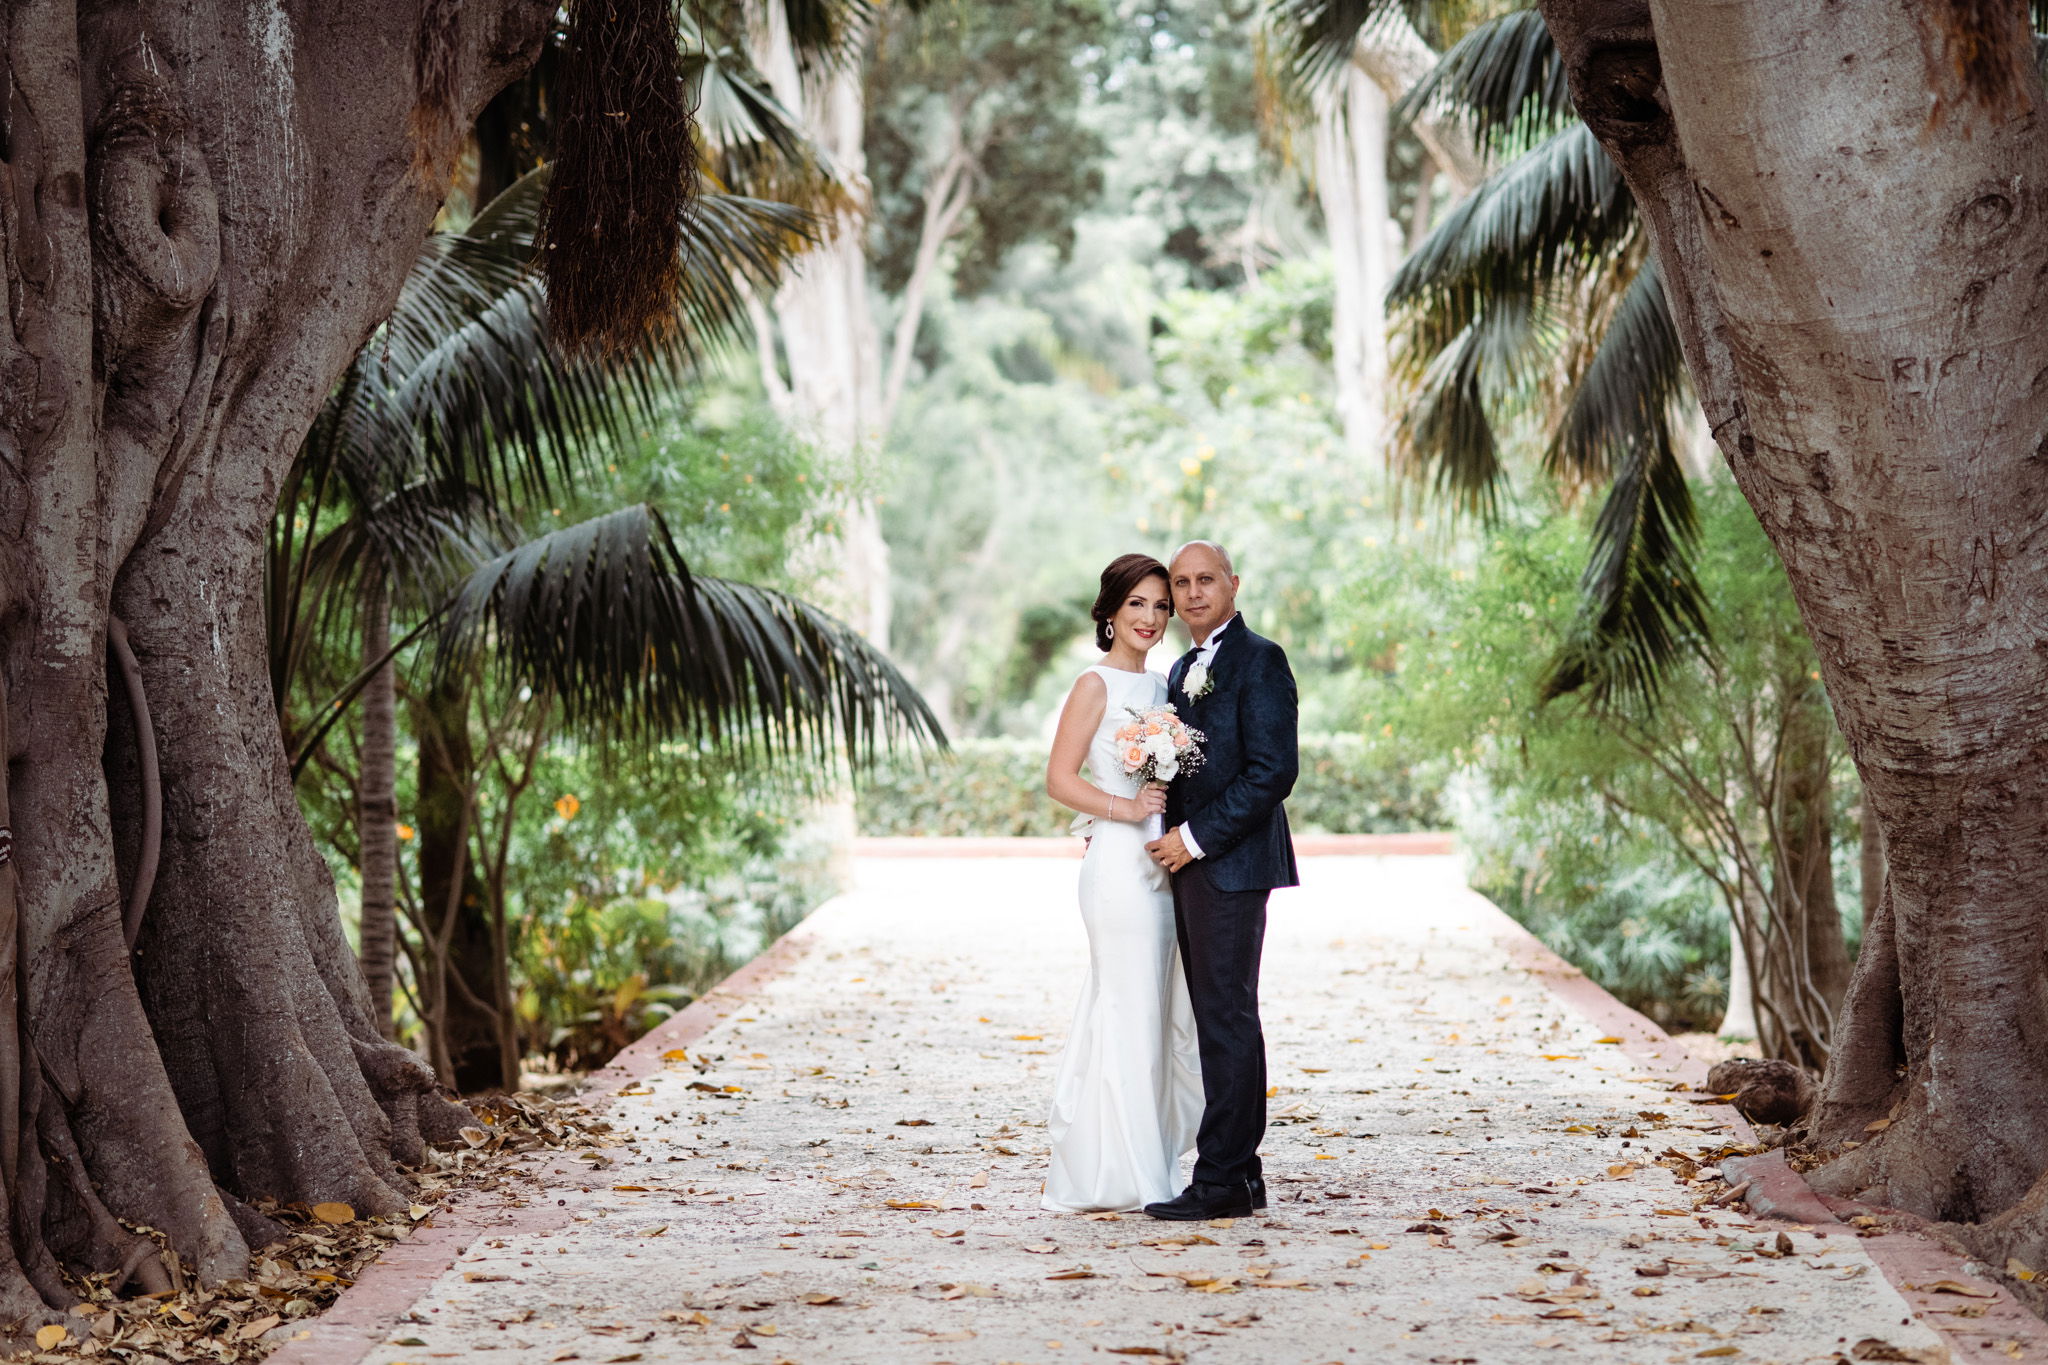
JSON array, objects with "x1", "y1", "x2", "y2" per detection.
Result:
[{"x1": 1114, "y1": 704, "x2": 1205, "y2": 839}]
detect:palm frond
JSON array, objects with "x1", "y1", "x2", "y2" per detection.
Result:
[
  {"x1": 1395, "y1": 9, "x2": 1568, "y2": 150},
  {"x1": 782, "y1": 0, "x2": 881, "y2": 71},
  {"x1": 1262, "y1": 0, "x2": 1433, "y2": 91},
  {"x1": 335, "y1": 167, "x2": 817, "y2": 512},
  {"x1": 689, "y1": 46, "x2": 858, "y2": 217},
  {"x1": 1538, "y1": 424, "x2": 1709, "y2": 707},
  {"x1": 1391, "y1": 296, "x2": 1553, "y2": 519},
  {"x1": 1390, "y1": 121, "x2": 1637, "y2": 359},
  {"x1": 1546, "y1": 258, "x2": 1686, "y2": 486},
  {"x1": 439, "y1": 505, "x2": 946, "y2": 765}
]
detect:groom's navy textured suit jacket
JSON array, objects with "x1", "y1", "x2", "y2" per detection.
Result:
[{"x1": 1166, "y1": 618, "x2": 1300, "y2": 894}]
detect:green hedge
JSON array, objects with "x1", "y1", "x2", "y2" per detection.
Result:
[{"x1": 856, "y1": 734, "x2": 1444, "y2": 837}]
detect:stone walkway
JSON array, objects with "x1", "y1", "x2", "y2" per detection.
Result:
[{"x1": 310, "y1": 852, "x2": 2001, "y2": 1365}]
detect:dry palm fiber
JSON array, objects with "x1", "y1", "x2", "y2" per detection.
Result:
[{"x1": 541, "y1": 0, "x2": 698, "y2": 356}]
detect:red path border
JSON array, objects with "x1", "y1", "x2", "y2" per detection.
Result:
[{"x1": 268, "y1": 845, "x2": 2046, "y2": 1365}]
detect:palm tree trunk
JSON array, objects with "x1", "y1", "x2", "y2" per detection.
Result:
[
  {"x1": 356, "y1": 569, "x2": 400, "y2": 1039},
  {"x1": 413, "y1": 675, "x2": 513, "y2": 1093}
]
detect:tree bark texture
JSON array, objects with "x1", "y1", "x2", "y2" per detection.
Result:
[
  {"x1": 0, "y1": 0, "x2": 545, "y2": 1318},
  {"x1": 1540, "y1": 0, "x2": 2048, "y2": 1256}
]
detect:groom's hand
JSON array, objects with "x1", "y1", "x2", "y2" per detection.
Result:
[{"x1": 1146, "y1": 826, "x2": 1194, "y2": 872}]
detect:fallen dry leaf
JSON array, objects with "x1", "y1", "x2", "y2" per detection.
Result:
[
  {"x1": 1923, "y1": 1279, "x2": 1996, "y2": 1298},
  {"x1": 34, "y1": 1325, "x2": 67, "y2": 1350},
  {"x1": 310, "y1": 1202, "x2": 356, "y2": 1225}
]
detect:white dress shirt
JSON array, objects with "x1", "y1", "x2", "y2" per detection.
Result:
[{"x1": 1178, "y1": 613, "x2": 1237, "y2": 860}]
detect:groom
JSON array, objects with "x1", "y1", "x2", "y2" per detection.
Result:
[{"x1": 1144, "y1": 539, "x2": 1298, "y2": 1220}]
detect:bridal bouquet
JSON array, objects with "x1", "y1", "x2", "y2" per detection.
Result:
[
  {"x1": 1115, "y1": 706, "x2": 1205, "y2": 845},
  {"x1": 1115, "y1": 704, "x2": 1206, "y2": 786}
]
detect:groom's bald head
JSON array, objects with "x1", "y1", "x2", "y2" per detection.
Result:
[{"x1": 1169, "y1": 540, "x2": 1239, "y2": 642}]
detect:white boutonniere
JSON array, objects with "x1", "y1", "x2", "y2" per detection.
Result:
[{"x1": 1184, "y1": 660, "x2": 1214, "y2": 699}]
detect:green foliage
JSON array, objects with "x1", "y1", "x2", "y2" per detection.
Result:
[
  {"x1": 505, "y1": 743, "x2": 831, "y2": 1069},
  {"x1": 864, "y1": 0, "x2": 1115, "y2": 297},
  {"x1": 855, "y1": 733, "x2": 1443, "y2": 836},
  {"x1": 1378, "y1": 481, "x2": 1861, "y2": 1033}
]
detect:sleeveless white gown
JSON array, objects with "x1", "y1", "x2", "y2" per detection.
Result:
[{"x1": 1042, "y1": 665, "x2": 1203, "y2": 1212}]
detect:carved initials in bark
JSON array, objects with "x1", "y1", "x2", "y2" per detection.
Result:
[
  {"x1": 0, "y1": 0, "x2": 546, "y2": 1331},
  {"x1": 1541, "y1": 0, "x2": 2048, "y2": 1281}
]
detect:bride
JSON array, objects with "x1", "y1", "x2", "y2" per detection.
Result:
[{"x1": 1039, "y1": 553, "x2": 1202, "y2": 1212}]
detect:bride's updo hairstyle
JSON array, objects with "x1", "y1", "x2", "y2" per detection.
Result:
[{"x1": 1091, "y1": 553, "x2": 1171, "y2": 651}]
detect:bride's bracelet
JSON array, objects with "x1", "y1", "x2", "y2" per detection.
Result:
[{"x1": 1107, "y1": 795, "x2": 1119, "y2": 821}]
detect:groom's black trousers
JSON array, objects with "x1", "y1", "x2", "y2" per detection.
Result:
[{"x1": 1171, "y1": 860, "x2": 1269, "y2": 1188}]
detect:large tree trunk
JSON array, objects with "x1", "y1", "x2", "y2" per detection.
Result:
[
  {"x1": 0, "y1": 0, "x2": 543, "y2": 1324},
  {"x1": 1539, "y1": 0, "x2": 2048, "y2": 1261}
]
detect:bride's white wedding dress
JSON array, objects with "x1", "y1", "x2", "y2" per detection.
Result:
[{"x1": 1042, "y1": 664, "x2": 1203, "y2": 1212}]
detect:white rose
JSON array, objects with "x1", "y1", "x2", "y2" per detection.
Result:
[{"x1": 1185, "y1": 661, "x2": 1213, "y2": 698}]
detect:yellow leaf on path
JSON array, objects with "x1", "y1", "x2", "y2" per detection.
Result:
[
  {"x1": 35, "y1": 1325, "x2": 67, "y2": 1349},
  {"x1": 1315, "y1": 1154, "x2": 1335, "y2": 1160},
  {"x1": 754, "y1": 1323, "x2": 778, "y2": 1335},
  {"x1": 1695, "y1": 1349, "x2": 1740, "y2": 1358},
  {"x1": 1540, "y1": 1054, "x2": 1582, "y2": 1061},
  {"x1": 1594, "y1": 1036, "x2": 1623, "y2": 1044},
  {"x1": 1013, "y1": 1035, "x2": 1042, "y2": 1041},
  {"x1": 1301, "y1": 1067, "x2": 1329, "y2": 1074},
  {"x1": 613, "y1": 1185, "x2": 650, "y2": 1192},
  {"x1": 886, "y1": 1200, "x2": 937, "y2": 1209},
  {"x1": 1266, "y1": 1086, "x2": 1278, "y2": 1097},
  {"x1": 2008, "y1": 1257, "x2": 2038, "y2": 1281},
  {"x1": 721, "y1": 1085, "x2": 745, "y2": 1093},
  {"x1": 618, "y1": 1087, "x2": 652, "y2": 1096},
  {"x1": 408, "y1": 1203, "x2": 431, "y2": 1221},
  {"x1": 311, "y1": 1202, "x2": 355, "y2": 1225},
  {"x1": 1206, "y1": 1218, "x2": 1236, "y2": 1229},
  {"x1": 662, "y1": 1048, "x2": 689, "y2": 1061}
]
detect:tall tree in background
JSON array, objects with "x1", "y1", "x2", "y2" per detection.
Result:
[
  {"x1": 1262, "y1": 1, "x2": 1481, "y2": 457},
  {"x1": 744, "y1": 0, "x2": 895, "y2": 643},
  {"x1": 1529, "y1": 0, "x2": 2048, "y2": 1274},
  {"x1": 863, "y1": 0, "x2": 1113, "y2": 438}
]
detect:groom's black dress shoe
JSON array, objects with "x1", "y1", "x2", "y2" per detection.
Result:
[
  {"x1": 1143, "y1": 1179, "x2": 1255, "y2": 1221},
  {"x1": 1249, "y1": 1173, "x2": 1267, "y2": 1210}
]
